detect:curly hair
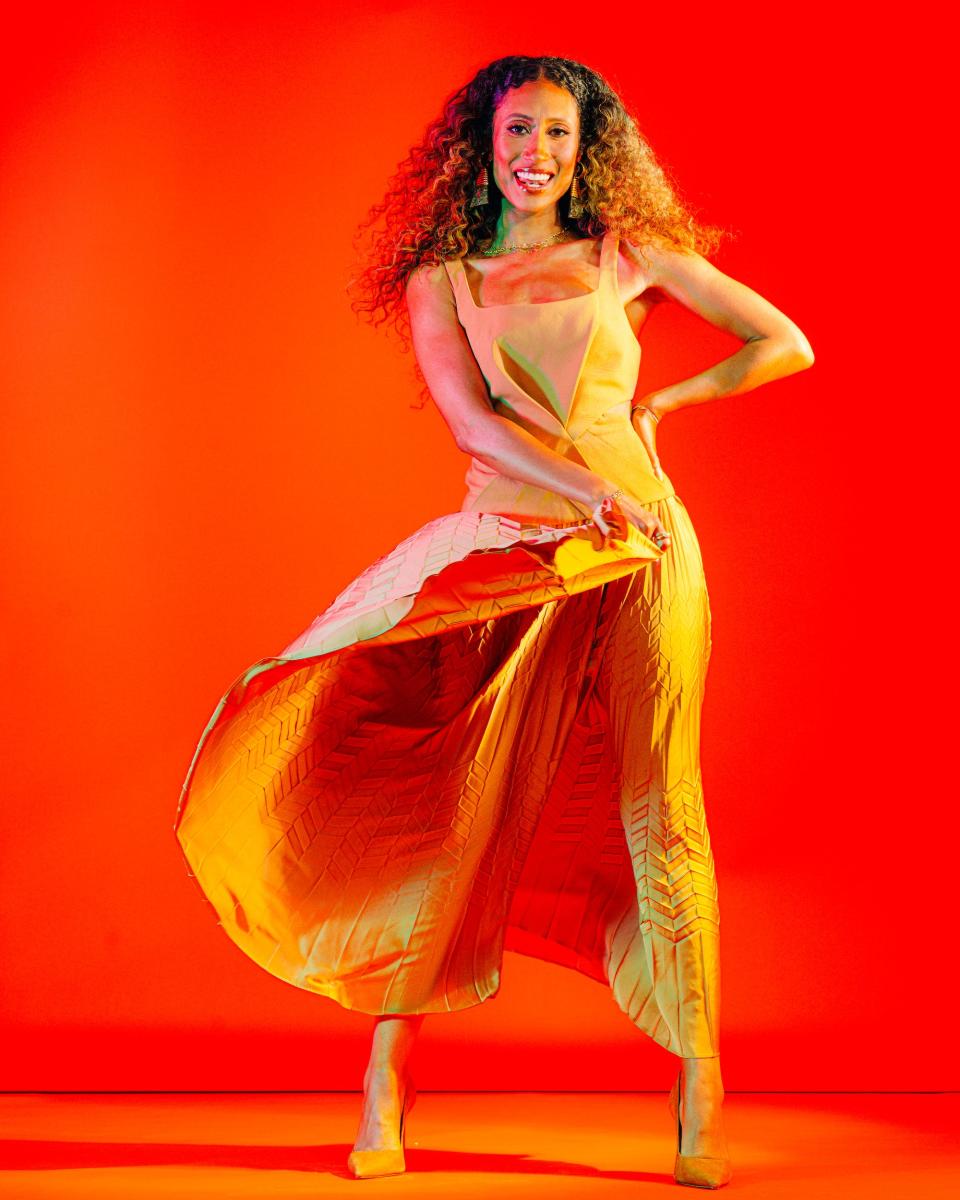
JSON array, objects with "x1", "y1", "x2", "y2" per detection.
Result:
[{"x1": 346, "y1": 54, "x2": 734, "y2": 407}]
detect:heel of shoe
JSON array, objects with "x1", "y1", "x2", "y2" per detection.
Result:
[
  {"x1": 347, "y1": 1074, "x2": 416, "y2": 1180},
  {"x1": 669, "y1": 1069, "x2": 732, "y2": 1190},
  {"x1": 674, "y1": 1152, "x2": 733, "y2": 1190},
  {"x1": 346, "y1": 1145, "x2": 406, "y2": 1180}
]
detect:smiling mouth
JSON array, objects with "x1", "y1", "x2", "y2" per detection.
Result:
[{"x1": 513, "y1": 169, "x2": 554, "y2": 192}]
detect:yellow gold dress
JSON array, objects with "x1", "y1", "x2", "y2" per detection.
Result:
[{"x1": 173, "y1": 230, "x2": 722, "y2": 1058}]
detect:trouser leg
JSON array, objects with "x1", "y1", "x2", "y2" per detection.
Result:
[{"x1": 593, "y1": 497, "x2": 721, "y2": 1058}]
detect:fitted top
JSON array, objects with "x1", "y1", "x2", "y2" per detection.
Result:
[{"x1": 444, "y1": 229, "x2": 677, "y2": 522}]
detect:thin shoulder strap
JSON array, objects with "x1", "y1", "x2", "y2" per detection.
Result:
[
  {"x1": 441, "y1": 256, "x2": 458, "y2": 291},
  {"x1": 442, "y1": 256, "x2": 471, "y2": 310},
  {"x1": 599, "y1": 229, "x2": 619, "y2": 285}
]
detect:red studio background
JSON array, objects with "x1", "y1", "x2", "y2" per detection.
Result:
[{"x1": 1, "y1": 1, "x2": 955, "y2": 1093}]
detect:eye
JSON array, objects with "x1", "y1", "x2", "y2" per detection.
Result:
[{"x1": 505, "y1": 123, "x2": 569, "y2": 137}]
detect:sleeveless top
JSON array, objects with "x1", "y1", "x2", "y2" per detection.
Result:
[{"x1": 443, "y1": 229, "x2": 677, "y2": 522}]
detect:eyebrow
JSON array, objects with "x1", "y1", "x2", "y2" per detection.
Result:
[{"x1": 503, "y1": 112, "x2": 572, "y2": 122}]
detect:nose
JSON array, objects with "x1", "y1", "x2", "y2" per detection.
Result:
[{"x1": 522, "y1": 125, "x2": 552, "y2": 164}]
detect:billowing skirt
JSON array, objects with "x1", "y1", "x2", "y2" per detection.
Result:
[{"x1": 174, "y1": 495, "x2": 721, "y2": 1058}]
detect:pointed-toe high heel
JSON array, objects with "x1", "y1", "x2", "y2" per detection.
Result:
[
  {"x1": 347, "y1": 1073, "x2": 418, "y2": 1180},
  {"x1": 668, "y1": 1071, "x2": 732, "y2": 1189}
]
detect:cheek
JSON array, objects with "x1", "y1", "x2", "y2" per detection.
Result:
[{"x1": 493, "y1": 148, "x2": 513, "y2": 175}]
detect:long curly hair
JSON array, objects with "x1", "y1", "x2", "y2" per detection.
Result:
[{"x1": 347, "y1": 54, "x2": 734, "y2": 407}]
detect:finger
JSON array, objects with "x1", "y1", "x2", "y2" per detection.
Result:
[{"x1": 648, "y1": 448, "x2": 661, "y2": 479}]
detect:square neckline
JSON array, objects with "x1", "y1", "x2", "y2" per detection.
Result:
[{"x1": 454, "y1": 231, "x2": 611, "y2": 311}]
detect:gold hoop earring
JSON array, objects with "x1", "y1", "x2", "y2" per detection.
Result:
[
  {"x1": 469, "y1": 163, "x2": 489, "y2": 208},
  {"x1": 568, "y1": 168, "x2": 586, "y2": 218}
]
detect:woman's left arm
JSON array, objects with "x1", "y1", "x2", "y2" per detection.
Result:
[{"x1": 634, "y1": 240, "x2": 815, "y2": 418}]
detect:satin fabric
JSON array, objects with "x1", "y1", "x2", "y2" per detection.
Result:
[{"x1": 174, "y1": 230, "x2": 722, "y2": 1058}]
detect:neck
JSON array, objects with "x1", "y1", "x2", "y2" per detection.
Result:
[{"x1": 491, "y1": 204, "x2": 565, "y2": 247}]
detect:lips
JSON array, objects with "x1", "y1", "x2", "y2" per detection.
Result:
[{"x1": 513, "y1": 168, "x2": 554, "y2": 191}]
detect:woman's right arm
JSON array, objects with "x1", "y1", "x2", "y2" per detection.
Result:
[{"x1": 404, "y1": 262, "x2": 621, "y2": 515}]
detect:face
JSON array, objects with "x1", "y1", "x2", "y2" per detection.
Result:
[{"x1": 489, "y1": 78, "x2": 580, "y2": 213}]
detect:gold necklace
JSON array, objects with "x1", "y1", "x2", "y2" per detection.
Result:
[{"x1": 479, "y1": 229, "x2": 573, "y2": 258}]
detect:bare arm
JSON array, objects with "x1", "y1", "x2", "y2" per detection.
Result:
[
  {"x1": 628, "y1": 239, "x2": 815, "y2": 417},
  {"x1": 404, "y1": 262, "x2": 620, "y2": 514}
]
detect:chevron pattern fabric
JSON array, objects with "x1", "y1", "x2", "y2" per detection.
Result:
[{"x1": 174, "y1": 493, "x2": 720, "y2": 1058}]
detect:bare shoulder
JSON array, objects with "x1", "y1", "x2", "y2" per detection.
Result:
[
  {"x1": 402, "y1": 256, "x2": 496, "y2": 452},
  {"x1": 405, "y1": 258, "x2": 454, "y2": 301},
  {"x1": 405, "y1": 258, "x2": 460, "y2": 329},
  {"x1": 406, "y1": 258, "x2": 451, "y2": 288},
  {"x1": 622, "y1": 232, "x2": 814, "y2": 353},
  {"x1": 622, "y1": 234, "x2": 749, "y2": 304},
  {"x1": 616, "y1": 233, "x2": 682, "y2": 305}
]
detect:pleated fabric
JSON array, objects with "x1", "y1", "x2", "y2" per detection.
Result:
[{"x1": 174, "y1": 230, "x2": 722, "y2": 1058}]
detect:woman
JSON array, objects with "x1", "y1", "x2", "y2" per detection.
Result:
[{"x1": 174, "y1": 55, "x2": 813, "y2": 1189}]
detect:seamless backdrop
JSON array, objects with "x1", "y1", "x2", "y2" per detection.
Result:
[{"x1": 1, "y1": 0, "x2": 955, "y2": 1091}]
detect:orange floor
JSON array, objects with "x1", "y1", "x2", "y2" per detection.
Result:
[{"x1": 1, "y1": 1091, "x2": 957, "y2": 1198}]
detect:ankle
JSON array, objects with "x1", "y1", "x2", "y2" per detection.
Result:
[
  {"x1": 363, "y1": 1062, "x2": 409, "y2": 1086},
  {"x1": 681, "y1": 1059, "x2": 723, "y2": 1087}
]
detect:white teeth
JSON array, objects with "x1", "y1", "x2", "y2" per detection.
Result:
[{"x1": 514, "y1": 169, "x2": 552, "y2": 191}]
